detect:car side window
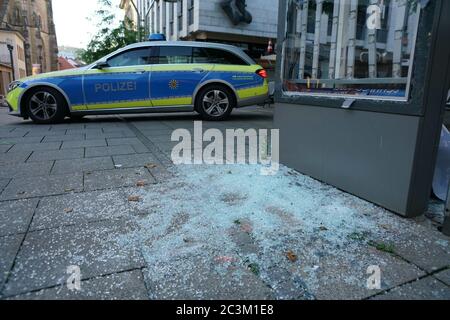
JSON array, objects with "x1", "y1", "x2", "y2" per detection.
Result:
[
  {"x1": 200, "y1": 48, "x2": 248, "y2": 65},
  {"x1": 107, "y1": 48, "x2": 153, "y2": 67},
  {"x1": 159, "y1": 46, "x2": 193, "y2": 64}
]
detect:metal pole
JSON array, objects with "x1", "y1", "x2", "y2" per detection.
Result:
[
  {"x1": 442, "y1": 182, "x2": 450, "y2": 236},
  {"x1": 7, "y1": 44, "x2": 15, "y2": 81}
]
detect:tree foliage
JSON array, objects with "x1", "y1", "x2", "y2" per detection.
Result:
[{"x1": 79, "y1": 0, "x2": 140, "y2": 64}]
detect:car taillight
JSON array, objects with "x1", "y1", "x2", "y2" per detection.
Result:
[{"x1": 256, "y1": 69, "x2": 268, "y2": 79}]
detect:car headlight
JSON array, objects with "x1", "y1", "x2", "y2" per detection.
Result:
[{"x1": 7, "y1": 81, "x2": 22, "y2": 93}]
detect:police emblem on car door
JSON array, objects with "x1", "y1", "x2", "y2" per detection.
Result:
[{"x1": 150, "y1": 46, "x2": 214, "y2": 107}]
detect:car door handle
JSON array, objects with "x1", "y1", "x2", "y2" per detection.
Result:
[
  {"x1": 134, "y1": 69, "x2": 146, "y2": 74},
  {"x1": 192, "y1": 68, "x2": 205, "y2": 73}
]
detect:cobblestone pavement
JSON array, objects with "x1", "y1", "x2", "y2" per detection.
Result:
[{"x1": 0, "y1": 106, "x2": 449, "y2": 300}]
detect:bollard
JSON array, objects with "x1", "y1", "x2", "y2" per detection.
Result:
[{"x1": 443, "y1": 182, "x2": 450, "y2": 236}]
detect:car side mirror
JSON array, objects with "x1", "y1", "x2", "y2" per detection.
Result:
[{"x1": 94, "y1": 60, "x2": 110, "y2": 69}]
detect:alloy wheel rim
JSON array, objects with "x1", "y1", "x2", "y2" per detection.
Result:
[
  {"x1": 202, "y1": 90, "x2": 229, "y2": 117},
  {"x1": 29, "y1": 91, "x2": 58, "y2": 120}
]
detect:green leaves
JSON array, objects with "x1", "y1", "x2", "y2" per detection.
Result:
[{"x1": 79, "y1": 0, "x2": 141, "y2": 64}]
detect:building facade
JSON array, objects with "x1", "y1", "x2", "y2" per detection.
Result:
[
  {"x1": 0, "y1": 29, "x2": 26, "y2": 97},
  {"x1": 120, "y1": 0, "x2": 140, "y2": 28},
  {"x1": 121, "y1": 0, "x2": 278, "y2": 59},
  {"x1": 0, "y1": 0, "x2": 58, "y2": 77}
]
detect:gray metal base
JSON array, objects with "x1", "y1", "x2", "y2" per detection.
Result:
[{"x1": 274, "y1": 103, "x2": 425, "y2": 217}]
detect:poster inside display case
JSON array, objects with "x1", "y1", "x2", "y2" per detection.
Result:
[{"x1": 281, "y1": 0, "x2": 421, "y2": 101}]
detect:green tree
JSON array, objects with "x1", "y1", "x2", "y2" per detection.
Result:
[{"x1": 80, "y1": 0, "x2": 141, "y2": 64}]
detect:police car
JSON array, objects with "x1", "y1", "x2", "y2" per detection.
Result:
[{"x1": 5, "y1": 41, "x2": 269, "y2": 124}]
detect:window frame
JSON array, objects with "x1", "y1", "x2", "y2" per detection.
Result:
[{"x1": 104, "y1": 47, "x2": 156, "y2": 68}]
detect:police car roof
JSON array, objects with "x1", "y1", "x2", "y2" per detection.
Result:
[
  {"x1": 121, "y1": 41, "x2": 255, "y2": 64},
  {"x1": 125, "y1": 41, "x2": 238, "y2": 50}
]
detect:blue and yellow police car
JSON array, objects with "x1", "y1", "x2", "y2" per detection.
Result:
[{"x1": 5, "y1": 41, "x2": 269, "y2": 124}]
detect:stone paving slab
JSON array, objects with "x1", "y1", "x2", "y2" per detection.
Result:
[
  {"x1": 28, "y1": 148, "x2": 85, "y2": 162},
  {"x1": 0, "y1": 234, "x2": 24, "y2": 290},
  {"x1": 434, "y1": 269, "x2": 450, "y2": 286},
  {"x1": 30, "y1": 190, "x2": 132, "y2": 231},
  {"x1": 85, "y1": 132, "x2": 136, "y2": 140},
  {"x1": 0, "y1": 151, "x2": 32, "y2": 165},
  {"x1": 0, "y1": 137, "x2": 44, "y2": 144},
  {"x1": 372, "y1": 229, "x2": 450, "y2": 273},
  {"x1": 106, "y1": 138, "x2": 149, "y2": 153},
  {"x1": 112, "y1": 153, "x2": 159, "y2": 168},
  {"x1": 0, "y1": 145, "x2": 12, "y2": 153},
  {"x1": 66, "y1": 128, "x2": 104, "y2": 135},
  {"x1": 139, "y1": 129, "x2": 174, "y2": 137},
  {"x1": 83, "y1": 168, "x2": 156, "y2": 191},
  {"x1": 101, "y1": 127, "x2": 135, "y2": 133},
  {"x1": 0, "y1": 161, "x2": 54, "y2": 179},
  {"x1": 0, "y1": 132, "x2": 27, "y2": 138},
  {"x1": 2, "y1": 219, "x2": 145, "y2": 297},
  {"x1": 8, "y1": 270, "x2": 149, "y2": 300},
  {"x1": 85, "y1": 145, "x2": 136, "y2": 158},
  {"x1": 49, "y1": 124, "x2": 85, "y2": 130},
  {"x1": 0, "y1": 179, "x2": 10, "y2": 192},
  {"x1": 42, "y1": 134, "x2": 85, "y2": 143},
  {"x1": 143, "y1": 259, "x2": 274, "y2": 300},
  {"x1": 372, "y1": 276, "x2": 450, "y2": 300},
  {"x1": 51, "y1": 157, "x2": 114, "y2": 175},
  {"x1": 83, "y1": 123, "x2": 122, "y2": 130},
  {"x1": 302, "y1": 246, "x2": 425, "y2": 300},
  {"x1": 0, "y1": 173, "x2": 84, "y2": 201},
  {"x1": 0, "y1": 199, "x2": 39, "y2": 237},
  {"x1": 8, "y1": 142, "x2": 62, "y2": 153},
  {"x1": 61, "y1": 139, "x2": 107, "y2": 149},
  {"x1": 24, "y1": 130, "x2": 65, "y2": 137}
]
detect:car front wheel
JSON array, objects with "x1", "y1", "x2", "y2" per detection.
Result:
[
  {"x1": 196, "y1": 85, "x2": 235, "y2": 121},
  {"x1": 26, "y1": 88, "x2": 67, "y2": 124}
]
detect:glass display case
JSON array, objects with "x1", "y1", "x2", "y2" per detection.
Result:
[
  {"x1": 274, "y1": 0, "x2": 450, "y2": 218},
  {"x1": 276, "y1": 0, "x2": 436, "y2": 114}
]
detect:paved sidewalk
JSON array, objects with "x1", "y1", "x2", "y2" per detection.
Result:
[{"x1": 0, "y1": 106, "x2": 449, "y2": 300}]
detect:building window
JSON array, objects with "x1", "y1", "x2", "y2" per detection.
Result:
[
  {"x1": 188, "y1": 0, "x2": 194, "y2": 26},
  {"x1": 156, "y1": 4, "x2": 160, "y2": 33},
  {"x1": 281, "y1": 0, "x2": 420, "y2": 101},
  {"x1": 17, "y1": 45, "x2": 25, "y2": 61},
  {"x1": 169, "y1": 4, "x2": 174, "y2": 35},
  {"x1": 178, "y1": 1, "x2": 183, "y2": 32}
]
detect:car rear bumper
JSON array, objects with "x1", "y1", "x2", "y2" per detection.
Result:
[{"x1": 238, "y1": 93, "x2": 270, "y2": 108}]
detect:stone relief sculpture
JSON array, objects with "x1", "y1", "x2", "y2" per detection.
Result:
[{"x1": 221, "y1": 0, "x2": 252, "y2": 25}]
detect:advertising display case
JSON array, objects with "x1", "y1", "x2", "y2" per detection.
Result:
[{"x1": 274, "y1": 0, "x2": 450, "y2": 217}]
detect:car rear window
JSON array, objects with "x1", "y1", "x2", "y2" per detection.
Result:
[
  {"x1": 159, "y1": 46, "x2": 193, "y2": 64},
  {"x1": 154, "y1": 46, "x2": 250, "y2": 66},
  {"x1": 193, "y1": 47, "x2": 249, "y2": 65}
]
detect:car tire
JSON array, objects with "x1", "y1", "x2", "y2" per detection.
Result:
[
  {"x1": 195, "y1": 85, "x2": 235, "y2": 121},
  {"x1": 25, "y1": 87, "x2": 67, "y2": 124}
]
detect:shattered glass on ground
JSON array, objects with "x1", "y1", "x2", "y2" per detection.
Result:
[{"x1": 111, "y1": 164, "x2": 450, "y2": 300}]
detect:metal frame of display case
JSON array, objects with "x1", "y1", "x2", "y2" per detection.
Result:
[{"x1": 274, "y1": 0, "x2": 450, "y2": 217}]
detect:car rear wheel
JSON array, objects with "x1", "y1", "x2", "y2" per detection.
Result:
[
  {"x1": 196, "y1": 85, "x2": 235, "y2": 121},
  {"x1": 26, "y1": 88, "x2": 67, "y2": 124}
]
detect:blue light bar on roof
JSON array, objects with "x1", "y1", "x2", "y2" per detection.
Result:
[{"x1": 148, "y1": 33, "x2": 166, "y2": 41}]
